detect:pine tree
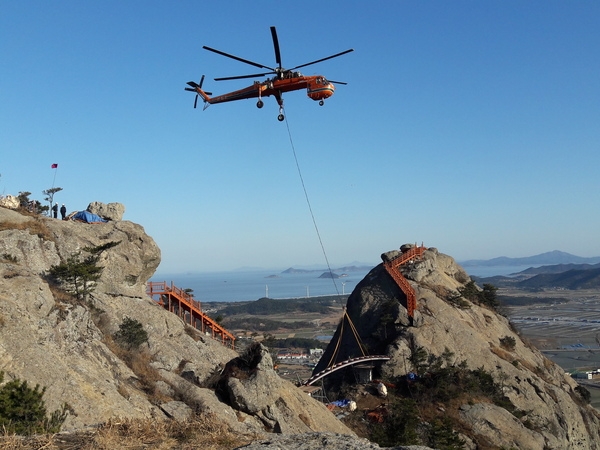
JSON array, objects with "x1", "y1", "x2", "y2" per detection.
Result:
[
  {"x1": 0, "y1": 372, "x2": 67, "y2": 435},
  {"x1": 48, "y1": 241, "x2": 120, "y2": 301}
]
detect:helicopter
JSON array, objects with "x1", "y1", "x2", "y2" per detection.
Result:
[{"x1": 185, "y1": 27, "x2": 353, "y2": 121}]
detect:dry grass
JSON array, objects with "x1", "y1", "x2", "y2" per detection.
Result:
[
  {"x1": 489, "y1": 345, "x2": 514, "y2": 363},
  {"x1": 0, "y1": 218, "x2": 53, "y2": 242},
  {"x1": 0, "y1": 414, "x2": 256, "y2": 450},
  {"x1": 102, "y1": 336, "x2": 169, "y2": 403}
]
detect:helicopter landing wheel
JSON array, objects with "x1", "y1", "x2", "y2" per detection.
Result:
[
  {"x1": 277, "y1": 114, "x2": 285, "y2": 122},
  {"x1": 319, "y1": 100, "x2": 324, "y2": 106},
  {"x1": 257, "y1": 100, "x2": 264, "y2": 108}
]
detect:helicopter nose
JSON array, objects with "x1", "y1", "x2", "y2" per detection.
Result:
[{"x1": 307, "y1": 83, "x2": 335, "y2": 101}]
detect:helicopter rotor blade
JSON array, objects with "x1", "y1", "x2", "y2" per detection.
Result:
[
  {"x1": 270, "y1": 26, "x2": 282, "y2": 69},
  {"x1": 290, "y1": 48, "x2": 354, "y2": 71},
  {"x1": 215, "y1": 72, "x2": 276, "y2": 81},
  {"x1": 328, "y1": 80, "x2": 348, "y2": 85},
  {"x1": 185, "y1": 76, "x2": 213, "y2": 109},
  {"x1": 203, "y1": 45, "x2": 275, "y2": 71}
]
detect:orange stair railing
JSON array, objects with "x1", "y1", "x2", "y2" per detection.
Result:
[
  {"x1": 383, "y1": 245, "x2": 426, "y2": 320},
  {"x1": 147, "y1": 281, "x2": 235, "y2": 349}
]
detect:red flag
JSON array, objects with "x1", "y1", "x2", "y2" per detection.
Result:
[{"x1": 51, "y1": 163, "x2": 58, "y2": 168}]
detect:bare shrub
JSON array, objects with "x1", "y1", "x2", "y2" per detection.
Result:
[
  {"x1": 184, "y1": 325, "x2": 203, "y2": 341},
  {"x1": 2, "y1": 270, "x2": 20, "y2": 279},
  {"x1": 0, "y1": 434, "x2": 56, "y2": 450},
  {"x1": 87, "y1": 415, "x2": 253, "y2": 450},
  {"x1": 499, "y1": 335, "x2": 516, "y2": 351},
  {"x1": 490, "y1": 346, "x2": 513, "y2": 363},
  {"x1": 48, "y1": 284, "x2": 75, "y2": 305},
  {"x1": 1, "y1": 254, "x2": 17, "y2": 263},
  {"x1": 116, "y1": 383, "x2": 130, "y2": 400}
]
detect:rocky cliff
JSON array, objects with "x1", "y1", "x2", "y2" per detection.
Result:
[
  {"x1": 4, "y1": 205, "x2": 600, "y2": 449},
  {"x1": 315, "y1": 244, "x2": 600, "y2": 449},
  {"x1": 0, "y1": 205, "x2": 352, "y2": 439}
]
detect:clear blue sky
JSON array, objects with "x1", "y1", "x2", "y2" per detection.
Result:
[{"x1": 2, "y1": 1, "x2": 599, "y2": 273}]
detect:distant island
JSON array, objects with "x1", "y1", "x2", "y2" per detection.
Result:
[
  {"x1": 318, "y1": 272, "x2": 347, "y2": 279},
  {"x1": 282, "y1": 265, "x2": 372, "y2": 275}
]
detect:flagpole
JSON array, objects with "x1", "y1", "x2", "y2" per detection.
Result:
[{"x1": 51, "y1": 164, "x2": 58, "y2": 189}]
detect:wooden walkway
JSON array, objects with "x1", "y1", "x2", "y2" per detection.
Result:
[{"x1": 147, "y1": 281, "x2": 235, "y2": 348}]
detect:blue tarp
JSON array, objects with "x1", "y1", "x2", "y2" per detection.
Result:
[
  {"x1": 330, "y1": 399, "x2": 351, "y2": 408},
  {"x1": 72, "y1": 211, "x2": 107, "y2": 223}
]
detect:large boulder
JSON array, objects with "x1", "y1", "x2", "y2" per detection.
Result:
[
  {"x1": 0, "y1": 195, "x2": 19, "y2": 209},
  {"x1": 218, "y1": 343, "x2": 353, "y2": 435},
  {"x1": 87, "y1": 201, "x2": 125, "y2": 221}
]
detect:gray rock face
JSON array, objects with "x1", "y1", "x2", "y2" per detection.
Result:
[
  {"x1": 0, "y1": 206, "x2": 352, "y2": 438},
  {"x1": 87, "y1": 201, "x2": 125, "y2": 221},
  {"x1": 316, "y1": 244, "x2": 600, "y2": 449},
  {"x1": 219, "y1": 343, "x2": 352, "y2": 435}
]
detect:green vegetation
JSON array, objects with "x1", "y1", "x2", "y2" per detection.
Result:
[
  {"x1": 500, "y1": 335, "x2": 517, "y2": 351},
  {"x1": 42, "y1": 187, "x2": 63, "y2": 212},
  {"x1": 497, "y1": 294, "x2": 566, "y2": 306},
  {"x1": 369, "y1": 398, "x2": 420, "y2": 446},
  {"x1": 219, "y1": 296, "x2": 341, "y2": 316},
  {"x1": 0, "y1": 372, "x2": 69, "y2": 435},
  {"x1": 223, "y1": 316, "x2": 314, "y2": 332},
  {"x1": 114, "y1": 317, "x2": 149, "y2": 350},
  {"x1": 263, "y1": 336, "x2": 326, "y2": 351},
  {"x1": 457, "y1": 281, "x2": 499, "y2": 310},
  {"x1": 575, "y1": 385, "x2": 591, "y2": 405},
  {"x1": 48, "y1": 241, "x2": 120, "y2": 301},
  {"x1": 366, "y1": 343, "x2": 517, "y2": 449}
]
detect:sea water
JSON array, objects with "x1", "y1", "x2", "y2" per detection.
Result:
[
  {"x1": 152, "y1": 264, "x2": 530, "y2": 303},
  {"x1": 152, "y1": 267, "x2": 374, "y2": 303}
]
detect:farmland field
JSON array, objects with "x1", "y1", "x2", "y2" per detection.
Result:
[{"x1": 500, "y1": 288, "x2": 600, "y2": 409}]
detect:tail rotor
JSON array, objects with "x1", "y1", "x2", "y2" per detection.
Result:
[{"x1": 185, "y1": 75, "x2": 212, "y2": 108}]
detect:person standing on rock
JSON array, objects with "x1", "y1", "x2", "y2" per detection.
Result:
[
  {"x1": 52, "y1": 203, "x2": 58, "y2": 219},
  {"x1": 60, "y1": 204, "x2": 67, "y2": 220}
]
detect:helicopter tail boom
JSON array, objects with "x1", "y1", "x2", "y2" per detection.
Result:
[{"x1": 185, "y1": 77, "x2": 213, "y2": 109}]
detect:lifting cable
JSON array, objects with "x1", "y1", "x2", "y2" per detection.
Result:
[
  {"x1": 283, "y1": 108, "x2": 369, "y2": 369},
  {"x1": 282, "y1": 108, "x2": 340, "y2": 296}
]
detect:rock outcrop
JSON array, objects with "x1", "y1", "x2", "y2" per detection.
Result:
[
  {"x1": 86, "y1": 201, "x2": 125, "y2": 221},
  {"x1": 316, "y1": 244, "x2": 600, "y2": 449},
  {"x1": 0, "y1": 195, "x2": 19, "y2": 209},
  {"x1": 0, "y1": 206, "x2": 352, "y2": 439}
]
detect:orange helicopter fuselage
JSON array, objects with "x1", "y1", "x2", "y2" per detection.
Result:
[{"x1": 198, "y1": 75, "x2": 335, "y2": 105}]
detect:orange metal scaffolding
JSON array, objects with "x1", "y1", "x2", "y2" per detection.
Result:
[{"x1": 147, "y1": 281, "x2": 236, "y2": 349}]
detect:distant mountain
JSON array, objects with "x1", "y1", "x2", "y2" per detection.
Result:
[
  {"x1": 473, "y1": 262, "x2": 600, "y2": 290},
  {"x1": 517, "y1": 267, "x2": 600, "y2": 290},
  {"x1": 519, "y1": 262, "x2": 600, "y2": 275},
  {"x1": 460, "y1": 250, "x2": 600, "y2": 267}
]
